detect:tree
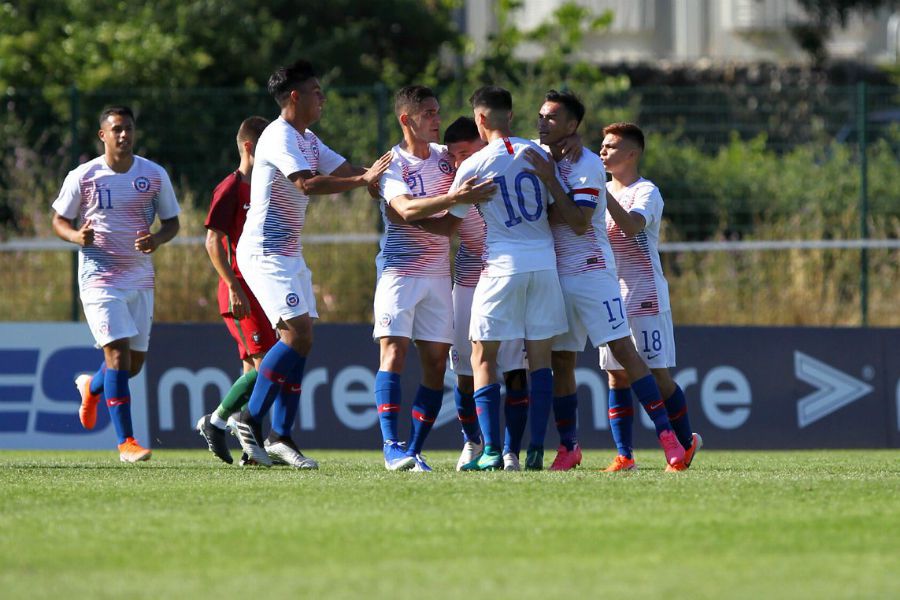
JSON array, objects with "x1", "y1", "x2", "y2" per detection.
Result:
[{"x1": 789, "y1": 0, "x2": 900, "y2": 63}]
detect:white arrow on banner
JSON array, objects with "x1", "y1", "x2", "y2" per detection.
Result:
[{"x1": 795, "y1": 351, "x2": 874, "y2": 428}]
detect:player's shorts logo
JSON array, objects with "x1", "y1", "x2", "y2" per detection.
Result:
[
  {"x1": 438, "y1": 159, "x2": 454, "y2": 175},
  {"x1": 133, "y1": 176, "x2": 151, "y2": 192},
  {"x1": 286, "y1": 293, "x2": 300, "y2": 307},
  {"x1": 378, "y1": 313, "x2": 393, "y2": 327},
  {"x1": 450, "y1": 348, "x2": 459, "y2": 363}
]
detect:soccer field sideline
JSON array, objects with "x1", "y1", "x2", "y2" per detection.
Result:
[{"x1": 1, "y1": 449, "x2": 899, "y2": 600}]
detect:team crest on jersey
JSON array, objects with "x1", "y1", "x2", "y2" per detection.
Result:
[
  {"x1": 378, "y1": 313, "x2": 393, "y2": 328},
  {"x1": 133, "y1": 176, "x2": 151, "y2": 192},
  {"x1": 252, "y1": 332, "x2": 260, "y2": 344},
  {"x1": 438, "y1": 159, "x2": 454, "y2": 175},
  {"x1": 99, "y1": 322, "x2": 109, "y2": 336},
  {"x1": 286, "y1": 293, "x2": 300, "y2": 307}
]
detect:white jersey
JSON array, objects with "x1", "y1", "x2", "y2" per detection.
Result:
[
  {"x1": 448, "y1": 137, "x2": 556, "y2": 277},
  {"x1": 52, "y1": 155, "x2": 180, "y2": 290},
  {"x1": 550, "y1": 148, "x2": 616, "y2": 276},
  {"x1": 605, "y1": 178, "x2": 670, "y2": 316},
  {"x1": 379, "y1": 143, "x2": 454, "y2": 277},
  {"x1": 239, "y1": 117, "x2": 345, "y2": 257},
  {"x1": 454, "y1": 205, "x2": 486, "y2": 287}
]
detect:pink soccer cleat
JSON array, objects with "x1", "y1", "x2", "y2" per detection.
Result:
[
  {"x1": 658, "y1": 429, "x2": 685, "y2": 468},
  {"x1": 549, "y1": 444, "x2": 582, "y2": 471}
]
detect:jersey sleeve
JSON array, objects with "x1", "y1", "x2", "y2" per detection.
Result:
[
  {"x1": 315, "y1": 138, "x2": 346, "y2": 175},
  {"x1": 154, "y1": 167, "x2": 181, "y2": 220},
  {"x1": 568, "y1": 154, "x2": 605, "y2": 209},
  {"x1": 381, "y1": 157, "x2": 412, "y2": 205},
  {"x1": 270, "y1": 128, "x2": 312, "y2": 179},
  {"x1": 51, "y1": 169, "x2": 83, "y2": 220},
  {"x1": 205, "y1": 175, "x2": 239, "y2": 233},
  {"x1": 630, "y1": 184, "x2": 662, "y2": 229}
]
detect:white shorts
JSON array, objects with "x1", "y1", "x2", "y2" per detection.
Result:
[
  {"x1": 80, "y1": 287, "x2": 154, "y2": 351},
  {"x1": 450, "y1": 284, "x2": 526, "y2": 376},
  {"x1": 599, "y1": 311, "x2": 676, "y2": 370},
  {"x1": 237, "y1": 251, "x2": 318, "y2": 328},
  {"x1": 470, "y1": 270, "x2": 567, "y2": 342},
  {"x1": 372, "y1": 273, "x2": 453, "y2": 343},
  {"x1": 553, "y1": 270, "x2": 630, "y2": 352}
]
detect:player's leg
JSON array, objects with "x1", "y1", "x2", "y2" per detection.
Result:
[
  {"x1": 375, "y1": 336, "x2": 416, "y2": 470},
  {"x1": 405, "y1": 339, "x2": 450, "y2": 471},
  {"x1": 501, "y1": 366, "x2": 528, "y2": 471},
  {"x1": 603, "y1": 368, "x2": 637, "y2": 472},
  {"x1": 523, "y1": 337, "x2": 555, "y2": 470},
  {"x1": 471, "y1": 339, "x2": 503, "y2": 469},
  {"x1": 652, "y1": 367, "x2": 702, "y2": 471},
  {"x1": 548, "y1": 350, "x2": 582, "y2": 471},
  {"x1": 451, "y1": 284, "x2": 483, "y2": 470}
]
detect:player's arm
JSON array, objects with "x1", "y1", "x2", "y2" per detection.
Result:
[
  {"x1": 524, "y1": 148, "x2": 592, "y2": 235},
  {"x1": 605, "y1": 191, "x2": 646, "y2": 237},
  {"x1": 291, "y1": 152, "x2": 392, "y2": 195},
  {"x1": 407, "y1": 212, "x2": 463, "y2": 237},
  {"x1": 52, "y1": 213, "x2": 94, "y2": 247},
  {"x1": 204, "y1": 227, "x2": 250, "y2": 319},
  {"x1": 389, "y1": 177, "x2": 495, "y2": 222},
  {"x1": 135, "y1": 216, "x2": 180, "y2": 254}
]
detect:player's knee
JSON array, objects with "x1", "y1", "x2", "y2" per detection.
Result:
[
  {"x1": 608, "y1": 369, "x2": 630, "y2": 389},
  {"x1": 504, "y1": 369, "x2": 527, "y2": 393}
]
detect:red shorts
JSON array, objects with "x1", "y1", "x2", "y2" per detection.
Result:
[{"x1": 220, "y1": 279, "x2": 277, "y2": 360}]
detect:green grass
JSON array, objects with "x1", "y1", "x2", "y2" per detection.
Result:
[{"x1": 1, "y1": 450, "x2": 899, "y2": 599}]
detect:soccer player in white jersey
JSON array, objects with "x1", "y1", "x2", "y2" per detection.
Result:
[
  {"x1": 526, "y1": 91, "x2": 686, "y2": 471},
  {"x1": 599, "y1": 122, "x2": 701, "y2": 472},
  {"x1": 373, "y1": 87, "x2": 494, "y2": 472},
  {"x1": 444, "y1": 86, "x2": 569, "y2": 471},
  {"x1": 52, "y1": 105, "x2": 181, "y2": 463},
  {"x1": 232, "y1": 59, "x2": 391, "y2": 468}
]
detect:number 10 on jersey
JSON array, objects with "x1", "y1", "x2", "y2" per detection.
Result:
[{"x1": 493, "y1": 173, "x2": 543, "y2": 228}]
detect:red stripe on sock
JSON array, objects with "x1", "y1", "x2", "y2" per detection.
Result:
[
  {"x1": 608, "y1": 407, "x2": 634, "y2": 419},
  {"x1": 457, "y1": 414, "x2": 478, "y2": 423},
  {"x1": 648, "y1": 400, "x2": 665, "y2": 412},
  {"x1": 668, "y1": 407, "x2": 687, "y2": 421},
  {"x1": 505, "y1": 397, "x2": 529, "y2": 406},
  {"x1": 106, "y1": 397, "x2": 130, "y2": 407},
  {"x1": 412, "y1": 410, "x2": 436, "y2": 424},
  {"x1": 555, "y1": 419, "x2": 575, "y2": 427},
  {"x1": 378, "y1": 403, "x2": 400, "y2": 413}
]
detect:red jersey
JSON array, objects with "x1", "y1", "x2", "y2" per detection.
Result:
[{"x1": 205, "y1": 171, "x2": 251, "y2": 314}]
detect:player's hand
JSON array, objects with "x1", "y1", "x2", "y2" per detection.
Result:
[
  {"x1": 229, "y1": 284, "x2": 251, "y2": 320},
  {"x1": 452, "y1": 177, "x2": 496, "y2": 204},
  {"x1": 75, "y1": 219, "x2": 94, "y2": 247},
  {"x1": 362, "y1": 151, "x2": 393, "y2": 185},
  {"x1": 523, "y1": 149, "x2": 557, "y2": 183},
  {"x1": 559, "y1": 132, "x2": 583, "y2": 162},
  {"x1": 134, "y1": 230, "x2": 158, "y2": 254}
]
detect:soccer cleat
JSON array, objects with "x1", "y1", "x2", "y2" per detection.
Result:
[
  {"x1": 411, "y1": 454, "x2": 433, "y2": 472},
  {"x1": 456, "y1": 439, "x2": 484, "y2": 472},
  {"x1": 75, "y1": 373, "x2": 101, "y2": 430},
  {"x1": 524, "y1": 445, "x2": 544, "y2": 471},
  {"x1": 227, "y1": 415, "x2": 271, "y2": 467},
  {"x1": 475, "y1": 446, "x2": 503, "y2": 470},
  {"x1": 603, "y1": 454, "x2": 636, "y2": 472},
  {"x1": 238, "y1": 452, "x2": 254, "y2": 466},
  {"x1": 383, "y1": 441, "x2": 416, "y2": 471},
  {"x1": 264, "y1": 438, "x2": 318, "y2": 469},
  {"x1": 549, "y1": 444, "x2": 582, "y2": 471},
  {"x1": 502, "y1": 452, "x2": 520, "y2": 471},
  {"x1": 666, "y1": 432, "x2": 703, "y2": 472},
  {"x1": 658, "y1": 429, "x2": 686, "y2": 468},
  {"x1": 196, "y1": 414, "x2": 233, "y2": 464},
  {"x1": 118, "y1": 437, "x2": 151, "y2": 463}
]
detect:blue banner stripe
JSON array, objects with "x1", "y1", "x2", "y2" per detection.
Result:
[
  {"x1": 0, "y1": 411, "x2": 28, "y2": 432},
  {"x1": 0, "y1": 386, "x2": 33, "y2": 403},
  {"x1": 0, "y1": 350, "x2": 39, "y2": 375}
]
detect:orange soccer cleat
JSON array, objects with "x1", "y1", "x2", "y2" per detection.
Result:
[
  {"x1": 75, "y1": 374, "x2": 101, "y2": 430},
  {"x1": 603, "y1": 454, "x2": 636, "y2": 472},
  {"x1": 118, "y1": 437, "x2": 152, "y2": 463}
]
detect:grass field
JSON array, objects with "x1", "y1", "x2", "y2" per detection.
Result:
[{"x1": 1, "y1": 449, "x2": 899, "y2": 599}]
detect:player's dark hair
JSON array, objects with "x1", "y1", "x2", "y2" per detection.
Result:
[
  {"x1": 469, "y1": 86, "x2": 512, "y2": 111},
  {"x1": 443, "y1": 116, "x2": 480, "y2": 145},
  {"x1": 394, "y1": 85, "x2": 437, "y2": 116},
  {"x1": 237, "y1": 116, "x2": 269, "y2": 143},
  {"x1": 268, "y1": 59, "x2": 317, "y2": 107},
  {"x1": 98, "y1": 106, "x2": 135, "y2": 127},
  {"x1": 545, "y1": 89, "x2": 585, "y2": 126},
  {"x1": 603, "y1": 122, "x2": 645, "y2": 151}
]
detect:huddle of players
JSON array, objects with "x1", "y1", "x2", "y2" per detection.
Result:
[{"x1": 193, "y1": 59, "x2": 701, "y2": 473}]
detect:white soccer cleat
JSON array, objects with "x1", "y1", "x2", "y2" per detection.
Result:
[
  {"x1": 227, "y1": 416, "x2": 272, "y2": 467},
  {"x1": 502, "y1": 452, "x2": 521, "y2": 471},
  {"x1": 456, "y1": 439, "x2": 485, "y2": 471},
  {"x1": 264, "y1": 438, "x2": 318, "y2": 470}
]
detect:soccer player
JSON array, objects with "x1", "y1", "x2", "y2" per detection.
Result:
[
  {"x1": 231, "y1": 59, "x2": 392, "y2": 468},
  {"x1": 599, "y1": 122, "x2": 702, "y2": 472},
  {"x1": 425, "y1": 116, "x2": 527, "y2": 472},
  {"x1": 53, "y1": 105, "x2": 181, "y2": 463},
  {"x1": 445, "y1": 86, "x2": 569, "y2": 471},
  {"x1": 527, "y1": 93, "x2": 686, "y2": 471},
  {"x1": 195, "y1": 116, "x2": 276, "y2": 465},
  {"x1": 374, "y1": 86, "x2": 494, "y2": 472}
]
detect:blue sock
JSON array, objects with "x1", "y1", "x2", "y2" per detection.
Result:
[
  {"x1": 454, "y1": 387, "x2": 481, "y2": 444},
  {"x1": 270, "y1": 355, "x2": 306, "y2": 437},
  {"x1": 665, "y1": 385, "x2": 693, "y2": 450},
  {"x1": 608, "y1": 388, "x2": 634, "y2": 459},
  {"x1": 631, "y1": 374, "x2": 671, "y2": 436},
  {"x1": 527, "y1": 368, "x2": 553, "y2": 449},
  {"x1": 104, "y1": 368, "x2": 132, "y2": 444},
  {"x1": 474, "y1": 383, "x2": 501, "y2": 449},
  {"x1": 90, "y1": 361, "x2": 106, "y2": 395},
  {"x1": 375, "y1": 370, "x2": 402, "y2": 443},
  {"x1": 502, "y1": 388, "x2": 528, "y2": 455},
  {"x1": 247, "y1": 341, "x2": 301, "y2": 424},
  {"x1": 407, "y1": 385, "x2": 443, "y2": 455},
  {"x1": 553, "y1": 393, "x2": 578, "y2": 450}
]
